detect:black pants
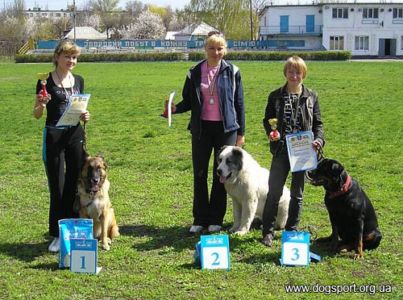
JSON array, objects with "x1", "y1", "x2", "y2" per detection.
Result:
[
  {"x1": 191, "y1": 121, "x2": 237, "y2": 227},
  {"x1": 262, "y1": 149, "x2": 305, "y2": 235},
  {"x1": 43, "y1": 125, "x2": 85, "y2": 237}
]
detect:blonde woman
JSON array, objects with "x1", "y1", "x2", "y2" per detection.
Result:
[
  {"x1": 33, "y1": 39, "x2": 90, "y2": 252},
  {"x1": 169, "y1": 31, "x2": 245, "y2": 234},
  {"x1": 261, "y1": 55, "x2": 324, "y2": 247}
]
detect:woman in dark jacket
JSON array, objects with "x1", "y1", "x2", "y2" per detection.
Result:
[
  {"x1": 261, "y1": 55, "x2": 324, "y2": 247},
  {"x1": 169, "y1": 32, "x2": 245, "y2": 234}
]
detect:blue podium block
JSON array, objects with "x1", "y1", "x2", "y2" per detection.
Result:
[
  {"x1": 70, "y1": 239, "x2": 101, "y2": 274},
  {"x1": 281, "y1": 231, "x2": 310, "y2": 266},
  {"x1": 199, "y1": 235, "x2": 230, "y2": 270}
]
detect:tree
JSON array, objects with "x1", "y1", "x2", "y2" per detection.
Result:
[
  {"x1": 125, "y1": 0, "x2": 145, "y2": 19},
  {"x1": 147, "y1": 5, "x2": 174, "y2": 31},
  {"x1": 88, "y1": 0, "x2": 121, "y2": 38},
  {"x1": 123, "y1": 10, "x2": 165, "y2": 40},
  {"x1": 88, "y1": 0, "x2": 120, "y2": 13}
]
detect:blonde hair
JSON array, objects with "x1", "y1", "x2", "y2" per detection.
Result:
[
  {"x1": 283, "y1": 55, "x2": 307, "y2": 79},
  {"x1": 204, "y1": 31, "x2": 227, "y2": 56},
  {"x1": 53, "y1": 39, "x2": 81, "y2": 66}
]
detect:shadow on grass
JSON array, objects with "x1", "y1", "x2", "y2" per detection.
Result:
[
  {"x1": 0, "y1": 241, "x2": 48, "y2": 263},
  {"x1": 120, "y1": 224, "x2": 200, "y2": 252}
]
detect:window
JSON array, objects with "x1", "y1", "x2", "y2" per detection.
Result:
[
  {"x1": 332, "y1": 8, "x2": 348, "y2": 19},
  {"x1": 330, "y1": 36, "x2": 344, "y2": 50},
  {"x1": 393, "y1": 8, "x2": 403, "y2": 19},
  {"x1": 363, "y1": 8, "x2": 379, "y2": 19},
  {"x1": 355, "y1": 36, "x2": 369, "y2": 50}
]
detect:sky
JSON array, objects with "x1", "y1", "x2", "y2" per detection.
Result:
[{"x1": 20, "y1": 0, "x2": 402, "y2": 11}]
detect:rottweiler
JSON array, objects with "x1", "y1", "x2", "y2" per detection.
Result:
[{"x1": 307, "y1": 158, "x2": 382, "y2": 259}]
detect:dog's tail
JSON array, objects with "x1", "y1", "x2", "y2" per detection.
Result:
[{"x1": 109, "y1": 208, "x2": 120, "y2": 239}]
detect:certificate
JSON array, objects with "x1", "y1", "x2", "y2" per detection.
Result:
[
  {"x1": 56, "y1": 94, "x2": 90, "y2": 127},
  {"x1": 167, "y1": 91, "x2": 175, "y2": 127},
  {"x1": 285, "y1": 131, "x2": 317, "y2": 172}
]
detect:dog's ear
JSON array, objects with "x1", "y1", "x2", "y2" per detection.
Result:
[
  {"x1": 219, "y1": 145, "x2": 228, "y2": 154},
  {"x1": 231, "y1": 147, "x2": 243, "y2": 171},
  {"x1": 95, "y1": 154, "x2": 107, "y2": 169}
]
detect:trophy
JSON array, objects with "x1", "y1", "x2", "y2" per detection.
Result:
[
  {"x1": 37, "y1": 73, "x2": 49, "y2": 98},
  {"x1": 269, "y1": 118, "x2": 280, "y2": 141}
]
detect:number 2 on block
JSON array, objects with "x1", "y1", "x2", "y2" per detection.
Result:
[{"x1": 211, "y1": 252, "x2": 220, "y2": 266}]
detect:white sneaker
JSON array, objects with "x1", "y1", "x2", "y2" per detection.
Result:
[
  {"x1": 208, "y1": 225, "x2": 222, "y2": 233},
  {"x1": 189, "y1": 225, "x2": 204, "y2": 234},
  {"x1": 48, "y1": 237, "x2": 60, "y2": 252}
]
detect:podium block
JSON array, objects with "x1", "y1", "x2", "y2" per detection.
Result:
[
  {"x1": 281, "y1": 231, "x2": 310, "y2": 266},
  {"x1": 70, "y1": 239, "x2": 101, "y2": 274},
  {"x1": 199, "y1": 235, "x2": 230, "y2": 270}
]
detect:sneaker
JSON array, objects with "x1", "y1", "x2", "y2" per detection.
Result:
[
  {"x1": 208, "y1": 225, "x2": 222, "y2": 233},
  {"x1": 189, "y1": 225, "x2": 204, "y2": 234},
  {"x1": 48, "y1": 237, "x2": 60, "y2": 252},
  {"x1": 261, "y1": 233, "x2": 273, "y2": 247}
]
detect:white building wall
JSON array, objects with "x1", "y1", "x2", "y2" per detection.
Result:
[
  {"x1": 322, "y1": 3, "x2": 403, "y2": 56},
  {"x1": 260, "y1": 3, "x2": 403, "y2": 57}
]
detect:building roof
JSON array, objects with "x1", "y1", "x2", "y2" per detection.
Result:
[
  {"x1": 64, "y1": 26, "x2": 107, "y2": 40},
  {"x1": 175, "y1": 22, "x2": 219, "y2": 37}
]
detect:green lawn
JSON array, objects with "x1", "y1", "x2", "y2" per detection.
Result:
[{"x1": 0, "y1": 60, "x2": 401, "y2": 299}]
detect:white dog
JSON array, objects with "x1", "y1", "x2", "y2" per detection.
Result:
[{"x1": 217, "y1": 146, "x2": 290, "y2": 235}]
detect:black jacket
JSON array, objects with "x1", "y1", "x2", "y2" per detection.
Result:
[{"x1": 263, "y1": 84, "x2": 325, "y2": 155}]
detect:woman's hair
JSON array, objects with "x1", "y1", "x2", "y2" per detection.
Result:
[
  {"x1": 204, "y1": 31, "x2": 227, "y2": 55},
  {"x1": 283, "y1": 55, "x2": 307, "y2": 79},
  {"x1": 53, "y1": 39, "x2": 81, "y2": 66}
]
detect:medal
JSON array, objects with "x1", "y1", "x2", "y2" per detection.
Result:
[
  {"x1": 269, "y1": 118, "x2": 280, "y2": 141},
  {"x1": 207, "y1": 64, "x2": 218, "y2": 105}
]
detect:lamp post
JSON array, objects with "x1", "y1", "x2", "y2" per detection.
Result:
[{"x1": 249, "y1": 0, "x2": 254, "y2": 41}]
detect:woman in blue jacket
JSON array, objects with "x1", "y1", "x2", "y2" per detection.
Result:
[{"x1": 169, "y1": 32, "x2": 245, "y2": 234}]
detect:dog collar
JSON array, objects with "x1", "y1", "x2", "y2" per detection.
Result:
[{"x1": 328, "y1": 174, "x2": 351, "y2": 199}]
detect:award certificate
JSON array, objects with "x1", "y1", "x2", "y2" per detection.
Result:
[
  {"x1": 167, "y1": 91, "x2": 175, "y2": 127},
  {"x1": 285, "y1": 131, "x2": 317, "y2": 172},
  {"x1": 56, "y1": 94, "x2": 90, "y2": 127}
]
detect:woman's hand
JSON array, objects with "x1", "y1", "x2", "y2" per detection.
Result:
[
  {"x1": 80, "y1": 110, "x2": 90, "y2": 122},
  {"x1": 235, "y1": 135, "x2": 245, "y2": 147}
]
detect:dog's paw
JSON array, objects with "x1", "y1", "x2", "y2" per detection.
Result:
[
  {"x1": 353, "y1": 252, "x2": 363, "y2": 260},
  {"x1": 228, "y1": 227, "x2": 238, "y2": 233},
  {"x1": 233, "y1": 230, "x2": 249, "y2": 236},
  {"x1": 101, "y1": 241, "x2": 110, "y2": 251}
]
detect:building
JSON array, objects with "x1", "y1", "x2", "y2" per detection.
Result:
[
  {"x1": 173, "y1": 22, "x2": 220, "y2": 41},
  {"x1": 25, "y1": 7, "x2": 73, "y2": 20},
  {"x1": 259, "y1": 2, "x2": 403, "y2": 57}
]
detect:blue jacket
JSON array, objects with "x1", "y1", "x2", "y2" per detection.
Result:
[{"x1": 175, "y1": 59, "x2": 245, "y2": 137}]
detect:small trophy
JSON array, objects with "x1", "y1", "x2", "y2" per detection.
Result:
[
  {"x1": 269, "y1": 118, "x2": 280, "y2": 141},
  {"x1": 37, "y1": 73, "x2": 49, "y2": 98}
]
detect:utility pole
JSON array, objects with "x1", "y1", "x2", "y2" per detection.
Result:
[{"x1": 73, "y1": 0, "x2": 76, "y2": 42}]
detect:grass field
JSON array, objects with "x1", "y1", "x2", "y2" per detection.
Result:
[{"x1": 0, "y1": 60, "x2": 402, "y2": 299}]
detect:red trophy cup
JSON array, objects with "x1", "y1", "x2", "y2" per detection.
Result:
[
  {"x1": 37, "y1": 73, "x2": 49, "y2": 98},
  {"x1": 269, "y1": 118, "x2": 280, "y2": 141}
]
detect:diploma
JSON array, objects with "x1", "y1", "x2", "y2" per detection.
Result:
[
  {"x1": 285, "y1": 131, "x2": 317, "y2": 172},
  {"x1": 56, "y1": 94, "x2": 90, "y2": 127},
  {"x1": 167, "y1": 91, "x2": 175, "y2": 127}
]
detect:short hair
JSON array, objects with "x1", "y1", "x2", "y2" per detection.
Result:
[
  {"x1": 205, "y1": 31, "x2": 227, "y2": 55},
  {"x1": 283, "y1": 55, "x2": 307, "y2": 79},
  {"x1": 53, "y1": 39, "x2": 81, "y2": 66}
]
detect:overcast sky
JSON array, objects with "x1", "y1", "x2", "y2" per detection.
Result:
[{"x1": 19, "y1": 0, "x2": 403, "y2": 11}]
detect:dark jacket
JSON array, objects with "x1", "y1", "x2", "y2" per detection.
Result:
[
  {"x1": 263, "y1": 84, "x2": 325, "y2": 155},
  {"x1": 175, "y1": 59, "x2": 245, "y2": 137}
]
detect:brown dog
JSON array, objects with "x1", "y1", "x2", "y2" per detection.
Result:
[{"x1": 77, "y1": 155, "x2": 119, "y2": 250}]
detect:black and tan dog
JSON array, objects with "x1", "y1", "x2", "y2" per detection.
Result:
[
  {"x1": 307, "y1": 158, "x2": 382, "y2": 259},
  {"x1": 77, "y1": 155, "x2": 119, "y2": 250}
]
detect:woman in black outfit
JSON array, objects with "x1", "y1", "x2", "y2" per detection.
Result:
[{"x1": 33, "y1": 40, "x2": 90, "y2": 252}]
